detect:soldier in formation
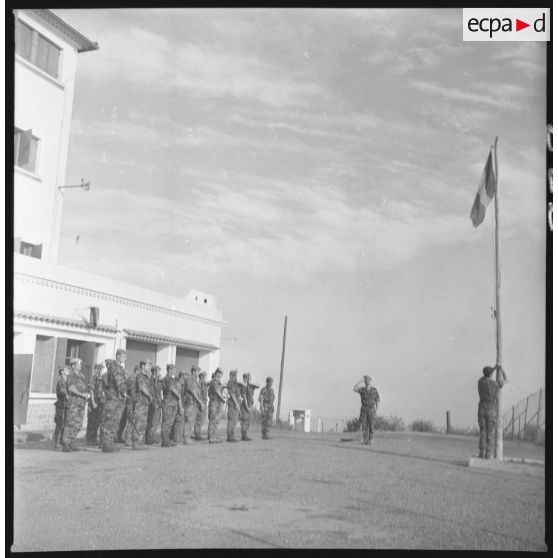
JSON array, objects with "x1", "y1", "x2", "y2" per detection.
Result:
[
  {"x1": 353, "y1": 375, "x2": 380, "y2": 445},
  {"x1": 161, "y1": 364, "x2": 182, "y2": 447},
  {"x1": 130, "y1": 360, "x2": 153, "y2": 450},
  {"x1": 86, "y1": 362, "x2": 106, "y2": 446},
  {"x1": 226, "y1": 370, "x2": 243, "y2": 442},
  {"x1": 259, "y1": 377, "x2": 275, "y2": 440},
  {"x1": 53, "y1": 365, "x2": 70, "y2": 449},
  {"x1": 146, "y1": 365, "x2": 163, "y2": 445},
  {"x1": 100, "y1": 349, "x2": 128, "y2": 452},
  {"x1": 208, "y1": 368, "x2": 227, "y2": 443},
  {"x1": 194, "y1": 370, "x2": 209, "y2": 441},
  {"x1": 477, "y1": 364, "x2": 507, "y2": 459},
  {"x1": 182, "y1": 365, "x2": 204, "y2": 444},
  {"x1": 55, "y1": 352, "x2": 273, "y2": 451},
  {"x1": 239, "y1": 373, "x2": 259, "y2": 442},
  {"x1": 61, "y1": 358, "x2": 90, "y2": 452}
]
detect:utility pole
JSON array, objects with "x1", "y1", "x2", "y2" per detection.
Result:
[{"x1": 276, "y1": 316, "x2": 287, "y2": 423}]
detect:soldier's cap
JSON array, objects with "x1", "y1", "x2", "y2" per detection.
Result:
[
  {"x1": 153, "y1": 364, "x2": 162, "y2": 371},
  {"x1": 116, "y1": 348, "x2": 127, "y2": 356},
  {"x1": 58, "y1": 366, "x2": 69, "y2": 374},
  {"x1": 167, "y1": 364, "x2": 176, "y2": 370},
  {"x1": 230, "y1": 370, "x2": 237, "y2": 375},
  {"x1": 215, "y1": 367, "x2": 224, "y2": 375},
  {"x1": 243, "y1": 372, "x2": 251, "y2": 378},
  {"x1": 266, "y1": 376, "x2": 273, "y2": 383},
  {"x1": 191, "y1": 365, "x2": 201, "y2": 372},
  {"x1": 69, "y1": 357, "x2": 82, "y2": 365},
  {"x1": 199, "y1": 370, "x2": 207, "y2": 377},
  {"x1": 364, "y1": 375, "x2": 372, "y2": 381},
  {"x1": 482, "y1": 366, "x2": 494, "y2": 376}
]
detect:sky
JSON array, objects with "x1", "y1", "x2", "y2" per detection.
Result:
[{"x1": 54, "y1": 8, "x2": 547, "y2": 428}]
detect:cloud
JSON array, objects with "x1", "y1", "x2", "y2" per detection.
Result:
[
  {"x1": 75, "y1": 24, "x2": 331, "y2": 109},
  {"x1": 410, "y1": 80, "x2": 526, "y2": 111}
]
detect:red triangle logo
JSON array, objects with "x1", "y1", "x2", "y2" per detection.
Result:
[{"x1": 516, "y1": 19, "x2": 530, "y2": 31}]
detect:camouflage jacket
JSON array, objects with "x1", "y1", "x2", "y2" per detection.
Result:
[
  {"x1": 182, "y1": 375, "x2": 200, "y2": 407},
  {"x1": 105, "y1": 360, "x2": 128, "y2": 400},
  {"x1": 357, "y1": 387, "x2": 380, "y2": 409},
  {"x1": 259, "y1": 386, "x2": 275, "y2": 410},
  {"x1": 66, "y1": 370, "x2": 87, "y2": 406},
  {"x1": 208, "y1": 378, "x2": 224, "y2": 404}
]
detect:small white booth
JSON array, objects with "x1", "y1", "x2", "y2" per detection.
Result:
[{"x1": 289, "y1": 409, "x2": 311, "y2": 433}]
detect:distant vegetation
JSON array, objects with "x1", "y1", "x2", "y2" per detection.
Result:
[
  {"x1": 344, "y1": 415, "x2": 405, "y2": 433},
  {"x1": 409, "y1": 419, "x2": 438, "y2": 433}
]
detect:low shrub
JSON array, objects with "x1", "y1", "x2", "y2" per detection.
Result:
[
  {"x1": 374, "y1": 415, "x2": 406, "y2": 432},
  {"x1": 344, "y1": 417, "x2": 361, "y2": 433},
  {"x1": 409, "y1": 419, "x2": 438, "y2": 433}
]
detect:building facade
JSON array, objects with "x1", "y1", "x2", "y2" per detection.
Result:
[{"x1": 13, "y1": 10, "x2": 225, "y2": 430}]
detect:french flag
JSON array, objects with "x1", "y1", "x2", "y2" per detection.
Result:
[{"x1": 470, "y1": 149, "x2": 496, "y2": 228}]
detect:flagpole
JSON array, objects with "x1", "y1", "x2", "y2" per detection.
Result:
[
  {"x1": 276, "y1": 315, "x2": 287, "y2": 424},
  {"x1": 493, "y1": 136, "x2": 504, "y2": 461}
]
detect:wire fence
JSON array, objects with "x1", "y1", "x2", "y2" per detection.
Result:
[{"x1": 502, "y1": 389, "x2": 545, "y2": 442}]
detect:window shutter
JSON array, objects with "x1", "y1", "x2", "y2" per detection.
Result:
[
  {"x1": 18, "y1": 129, "x2": 33, "y2": 167},
  {"x1": 30, "y1": 244, "x2": 43, "y2": 259}
]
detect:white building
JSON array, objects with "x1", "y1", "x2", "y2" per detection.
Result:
[{"x1": 13, "y1": 9, "x2": 225, "y2": 430}]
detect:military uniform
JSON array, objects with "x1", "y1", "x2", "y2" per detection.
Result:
[
  {"x1": 171, "y1": 373, "x2": 186, "y2": 442},
  {"x1": 161, "y1": 372, "x2": 181, "y2": 447},
  {"x1": 117, "y1": 370, "x2": 135, "y2": 445},
  {"x1": 62, "y1": 369, "x2": 88, "y2": 449},
  {"x1": 182, "y1": 371, "x2": 200, "y2": 444},
  {"x1": 207, "y1": 376, "x2": 225, "y2": 442},
  {"x1": 146, "y1": 375, "x2": 163, "y2": 444},
  {"x1": 259, "y1": 384, "x2": 275, "y2": 439},
  {"x1": 357, "y1": 386, "x2": 380, "y2": 444},
  {"x1": 131, "y1": 370, "x2": 152, "y2": 449},
  {"x1": 53, "y1": 375, "x2": 69, "y2": 448},
  {"x1": 478, "y1": 374, "x2": 501, "y2": 458},
  {"x1": 227, "y1": 377, "x2": 242, "y2": 442},
  {"x1": 239, "y1": 381, "x2": 258, "y2": 441},
  {"x1": 194, "y1": 379, "x2": 209, "y2": 441},
  {"x1": 100, "y1": 359, "x2": 128, "y2": 452},
  {"x1": 85, "y1": 368, "x2": 103, "y2": 445}
]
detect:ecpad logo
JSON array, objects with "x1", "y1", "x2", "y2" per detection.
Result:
[{"x1": 463, "y1": 9, "x2": 550, "y2": 42}]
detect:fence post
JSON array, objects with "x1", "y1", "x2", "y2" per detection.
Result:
[
  {"x1": 511, "y1": 405, "x2": 515, "y2": 440},
  {"x1": 446, "y1": 411, "x2": 451, "y2": 434},
  {"x1": 522, "y1": 397, "x2": 529, "y2": 440},
  {"x1": 535, "y1": 388, "x2": 543, "y2": 438}
]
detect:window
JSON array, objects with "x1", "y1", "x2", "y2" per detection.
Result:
[
  {"x1": 14, "y1": 127, "x2": 39, "y2": 173},
  {"x1": 15, "y1": 19, "x2": 61, "y2": 79},
  {"x1": 18, "y1": 241, "x2": 42, "y2": 259}
]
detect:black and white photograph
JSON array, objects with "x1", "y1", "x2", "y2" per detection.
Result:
[{"x1": 9, "y1": 6, "x2": 550, "y2": 551}]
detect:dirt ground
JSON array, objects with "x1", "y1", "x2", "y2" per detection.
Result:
[{"x1": 10, "y1": 428, "x2": 547, "y2": 551}]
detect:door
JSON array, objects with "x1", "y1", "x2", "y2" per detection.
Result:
[
  {"x1": 14, "y1": 354, "x2": 33, "y2": 425},
  {"x1": 175, "y1": 347, "x2": 199, "y2": 374},
  {"x1": 125, "y1": 340, "x2": 157, "y2": 371}
]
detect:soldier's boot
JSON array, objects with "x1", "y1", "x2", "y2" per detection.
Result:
[
  {"x1": 227, "y1": 437, "x2": 239, "y2": 442},
  {"x1": 241, "y1": 436, "x2": 252, "y2": 441},
  {"x1": 132, "y1": 440, "x2": 148, "y2": 450},
  {"x1": 70, "y1": 442, "x2": 81, "y2": 452},
  {"x1": 62, "y1": 442, "x2": 72, "y2": 452}
]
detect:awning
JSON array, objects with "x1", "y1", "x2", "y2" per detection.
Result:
[
  {"x1": 123, "y1": 328, "x2": 220, "y2": 352},
  {"x1": 14, "y1": 310, "x2": 118, "y2": 334}
]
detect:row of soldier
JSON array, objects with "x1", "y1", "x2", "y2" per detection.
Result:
[{"x1": 53, "y1": 348, "x2": 276, "y2": 452}]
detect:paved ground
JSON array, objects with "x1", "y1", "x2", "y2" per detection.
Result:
[{"x1": 10, "y1": 428, "x2": 547, "y2": 551}]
